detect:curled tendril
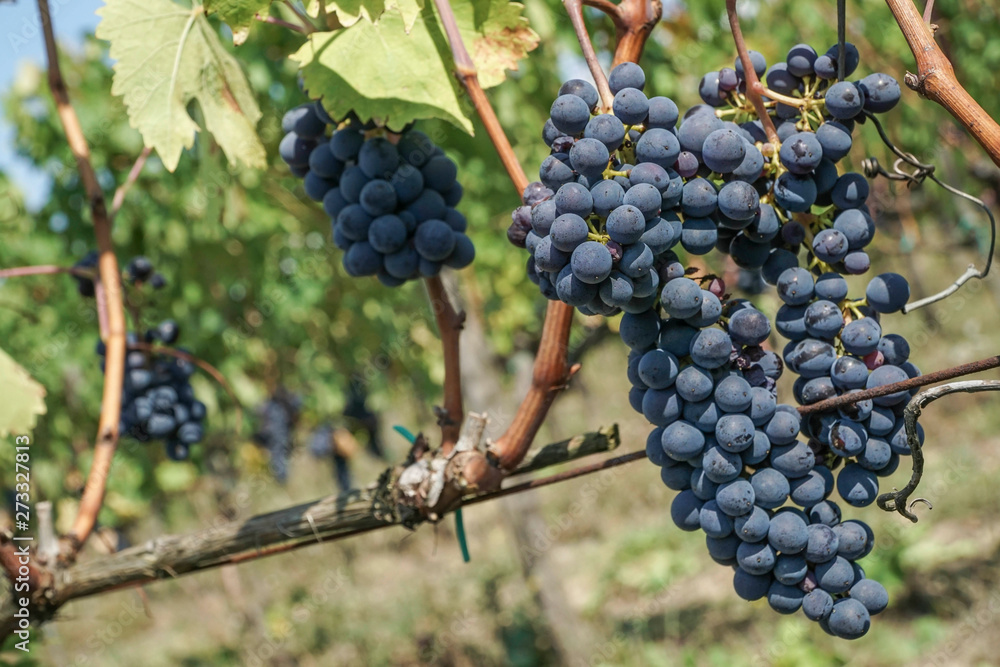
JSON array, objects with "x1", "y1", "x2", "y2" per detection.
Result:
[
  {"x1": 877, "y1": 490, "x2": 932, "y2": 523},
  {"x1": 862, "y1": 112, "x2": 996, "y2": 308}
]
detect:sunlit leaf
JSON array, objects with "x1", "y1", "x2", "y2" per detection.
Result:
[
  {"x1": 0, "y1": 346, "x2": 47, "y2": 437},
  {"x1": 96, "y1": 0, "x2": 267, "y2": 171}
]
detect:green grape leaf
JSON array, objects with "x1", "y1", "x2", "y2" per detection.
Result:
[
  {"x1": 203, "y1": 0, "x2": 272, "y2": 44},
  {"x1": 308, "y1": 0, "x2": 424, "y2": 31},
  {"x1": 96, "y1": 0, "x2": 267, "y2": 172},
  {"x1": 307, "y1": 0, "x2": 424, "y2": 31},
  {"x1": 455, "y1": 0, "x2": 538, "y2": 89},
  {"x1": 292, "y1": 0, "x2": 537, "y2": 133},
  {"x1": 387, "y1": 0, "x2": 425, "y2": 32},
  {"x1": 308, "y1": 0, "x2": 385, "y2": 28},
  {"x1": 0, "y1": 347, "x2": 47, "y2": 438}
]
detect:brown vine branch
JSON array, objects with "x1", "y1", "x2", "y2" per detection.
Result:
[
  {"x1": 0, "y1": 427, "x2": 621, "y2": 636},
  {"x1": 431, "y1": 0, "x2": 529, "y2": 196},
  {"x1": 921, "y1": 0, "x2": 936, "y2": 26},
  {"x1": 725, "y1": 0, "x2": 778, "y2": 145},
  {"x1": 583, "y1": 0, "x2": 624, "y2": 26},
  {"x1": 492, "y1": 301, "x2": 577, "y2": 470},
  {"x1": 0, "y1": 265, "x2": 92, "y2": 279},
  {"x1": 128, "y1": 343, "x2": 245, "y2": 435},
  {"x1": 877, "y1": 379, "x2": 1000, "y2": 522},
  {"x1": 798, "y1": 355, "x2": 1000, "y2": 415},
  {"x1": 94, "y1": 277, "x2": 110, "y2": 341},
  {"x1": 110, "y1": 146, "x2": 152, "y2": 218},
  {"x1": 0, "y1": 534, "x2": 43, "y2": 592},
  {"x1": 885, "y1": 0, "x2": 1000, "y2": 168},
  {"x1": 37, "y1": 0, "x2": 127, "y2": 562},
  {"x1": 611, "y1": 0, "x2": 662, "y2": 67},
  {"x1": 281, "y1": 0, "x2": 318, "y2": 33},
  {"x1": 255, "y1": 13, "x2": 309, "y2": 33},
  {"x1": 466, "y1": 448, "x2": 645, "y2": 506},
  {"x1": 563, "y1": 0, "x2": 615, "y2": 111},
  {"x1": 425, "y1": 276, "x2": 466, "y2": 453},
  {"x1": 0, "y1": 535, "x2": 48, "y2": 613}
]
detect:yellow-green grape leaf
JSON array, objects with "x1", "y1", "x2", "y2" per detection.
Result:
[
  {"x1": 96, "y1": 0, "x2": 267, "y2": 172},
  {"x1": 387, "y1": 0, "x2": 425, "y2": 32},
  {"x1": 0, "y1": 347, "x2": 47, "y2": 437},
  {"x1": 203, "y1": 0, "x2": 272, "y2": 44},
  {"x1": 308, "y1": 0, "x2": 424, "y2": 32},
  {"x1": 292, "y1": 6, "x2": 471, "y2": 133},
  {"x1": 455, "y1": 0, "x2": 538, "y2": 89},
  {"x1": 292, "y1": 0, "x2": 537, "y2": 133},
  {"x1": 308, "y1": 0, "x2": 386, "y2": 28}
]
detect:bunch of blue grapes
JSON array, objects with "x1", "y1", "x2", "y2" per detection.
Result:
[
  {"x1": 777, "y1": 269, "x2": 920, "y2": 502},
  {"x1": 102, "y1": 321, "x2": 207, "y2": 462},
  {"x1": 514, "y1": 51, "x2": 920, "y2": 638},
  {"x1": 510, "y1": 47, "x2": 901, "y2": 314},
  {"x1": 72, "y1": 253, "x2": 167, "y2": 297},
  {"x1": 697, "y1": 43, "x2": 899, "y2": 277},
  {"x1": 79, "y1": 255, "x2": 201, "y2": 460},
  {"x1": 279, "y1": 102, "x2": 474, "y2": 285},
  {"x1": 628, "y1": 265, "x2": 898, "y2": 639},
  {"x1": 254, "y1": 390, "x2": 301, "y2": 484},
  {"x1": 509, "y1": 64, "x2": 686, "y2": 315}
]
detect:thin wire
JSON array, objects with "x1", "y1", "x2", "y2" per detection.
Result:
[
  {"x1": 862, "y1": 112, "x2": 995, "y2": 280},
  {"x1": 837, "y1": 0, "x2": 847, "y2": 80}
]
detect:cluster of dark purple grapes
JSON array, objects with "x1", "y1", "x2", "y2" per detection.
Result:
[
  {"x1": 254, "y1": 389, "x2": 301, "y2": 484},
  {"x1": 508, "y1": 63, "x2": 687, "y2": 315},
  {"x1": 625, "y1": 267, "x2": 899, "y2": 638},
  {"x1": 102, "y1": 321, "x2": 206, "y2": 461},
  {"x1": 698, "y1": 43, "x2": 899, "y2": 277},
  {"x1": 79, "y1": 256, "x2": 204, "y2": 461},
  {"x1": 279, "y1": 102, "x2": 474, "y2": 285},
  {"x1": 513, "y1": 50, "x2": 921, "y2": 638},
  {"x1": 72, "y1": 253, "x2": 167, "y2": 297},
  {"x1": 509, "y1": 45, "x2": 901, "y2": 315}
]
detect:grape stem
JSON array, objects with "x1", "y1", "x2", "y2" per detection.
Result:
[
  {"x1": 430, "y1": 0, "x2": 529, "y2": 195},
  {"x1": 757, "y1": 85, "x2": 809, "y2": 109},
  {"x1": 255, "y1": 14, "x2": 310, "y2": 33},
  {"x1": 281, "y1": 0, "x2": 318, "y2": 33},
  {"x1": 797, "y1": 354, "x2": 1000, "y2": 415},
  {"x1": 877, "y1": 379, "x2": 1000, "y2": 522},
  {"x1": 922, "y1": 0, "x2": 936, "y2": 24},
  {"x1": 886, "y1": 0, "x2": 1000, "y2": 168},
  {"x1": 582, "y1": 0, "x2": 624, "y2": 22},
  {"x1": 110, "y1": 146, "x2": 152, "y2": 219},
  {"x1": 563, "y1": 0, "x2": 616, "y2": 112},
  {"x1": 424, "y1": 275, "x2": 466, "y2": 454},
  {"x1": 35, "y1": 0, "x2": 128, "y2": 565},
  {"x1": 725, "y1": 0, "x2": 779, "y2": 145}
]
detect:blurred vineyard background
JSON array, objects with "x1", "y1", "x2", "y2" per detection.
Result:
[{"x1": 2, "y1": 0, "x2": 1000, "y2": 664}]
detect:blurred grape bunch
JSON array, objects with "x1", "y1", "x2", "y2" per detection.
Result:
[
  {"x1": 254, "y1": 388, "x2": 302, "y2": 484},
  {"x1": 308, "y1": 377, "x2": 384, "y2": 492},
  {"x1": 309, "y1": 423, "x2": 358, "y2": 492}
]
